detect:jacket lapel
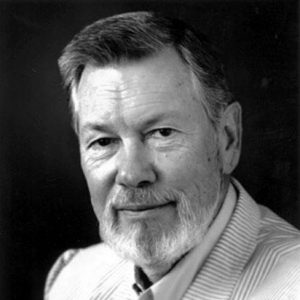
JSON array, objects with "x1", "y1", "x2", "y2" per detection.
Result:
[{"x1": 183, "y1": 183, "x2": 260, "y2": 300}]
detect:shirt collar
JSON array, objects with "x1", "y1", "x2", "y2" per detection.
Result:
[{"x1": 133, "y1": 183, "x2": 237, "y2": 300}]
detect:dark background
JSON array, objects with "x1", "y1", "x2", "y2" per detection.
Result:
[{"x1": 1, "y1": 0, "x2": 299, "y2": 299}]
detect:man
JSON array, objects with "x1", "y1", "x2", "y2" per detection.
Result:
[{"x1": 45, "y1": 11, "x2": 300, "y2": 300}]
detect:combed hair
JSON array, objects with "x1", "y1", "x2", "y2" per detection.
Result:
[{"x1": 58, "y1": 11, "x2": 233, "y2": 130}]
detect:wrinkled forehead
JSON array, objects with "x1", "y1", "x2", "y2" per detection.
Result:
[{"x1": 71, "y1": 47, "x2": 203, "y2": 113}]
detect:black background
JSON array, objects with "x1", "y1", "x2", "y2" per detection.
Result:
[{"x1": 1, "y1": 1, "x2": 299, "y2": 299}]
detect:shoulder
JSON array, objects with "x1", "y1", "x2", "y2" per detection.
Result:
[
  {"x1": 45, "y1": 248, "x2": 79, "y2": 296},
  {"x1": 233, "y1": 179, "x2": 300, "y2": 252},
  {"x1": 248, "y1": 241, "x2": 300, "y2": 299},
  {"x1": 44, "y1": 243, "x2": 129, "y2": 300},
  {"x1": 240, "y1": 182, "x2": 300, "y2": 274},
  {"x1": 236, "y1": 182, "x2": 300, "y2": 298},
  {"x1": 257, "y1": 204, "x2": 300, "y2": 256}
]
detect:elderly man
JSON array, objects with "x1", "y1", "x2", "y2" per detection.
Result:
[{"x1": 45, "y1": 11, "x2": 300, "y2": 300}]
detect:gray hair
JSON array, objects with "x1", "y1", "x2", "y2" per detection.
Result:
[{"x1": 58, "y1": 11, "x2": 233, "y2": 131}]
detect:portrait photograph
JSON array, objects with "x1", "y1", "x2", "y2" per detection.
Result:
[{"x1": 1, "y1": 0, "x2": 299, "y2": 299}]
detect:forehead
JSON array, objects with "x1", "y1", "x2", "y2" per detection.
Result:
[
  {"x1": 80, "y1": 47, "x2": 191, "y2": 84},
  {"x1": 74, "y1": 48, "x2": 202, "y2": 105}
]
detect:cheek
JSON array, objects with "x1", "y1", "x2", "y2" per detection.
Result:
[
  {"x1": 155, "y1": 139, "x2": 222, "y2": 210},
  {"x1": 156, "y1": 143, "x2": 220, "y2": 187},
  {"x1": 80, "y1": 149, "x2": 117, "y2": 210},
  {"x1": 82, "y1": 167, "x2": 110, "y2": 220}
]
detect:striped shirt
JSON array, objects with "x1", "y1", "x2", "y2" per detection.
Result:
[
  {"x1": 45, "y1": 180, "x2": 300, "y2": 300},
  {"x1": 140, "y1": 184, "x2": 237, "y2": 300}
]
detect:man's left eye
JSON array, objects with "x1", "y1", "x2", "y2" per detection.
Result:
[{"x1": 151, "y1": 128, "x2": 174, "y2": 138}]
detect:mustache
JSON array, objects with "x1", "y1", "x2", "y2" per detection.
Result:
[{"x1": 109, "y1": 188, "x2": 182, "y2": 207}]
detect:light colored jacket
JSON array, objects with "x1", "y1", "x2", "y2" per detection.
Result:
[{"x1": 45, "y1": 182, "x2": 300, "y2": 299}]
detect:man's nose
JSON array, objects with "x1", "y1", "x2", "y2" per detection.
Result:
[{"x1": 115, "y1": 141, "x2": 156, "y2": 188}]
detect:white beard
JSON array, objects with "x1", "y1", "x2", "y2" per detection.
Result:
[{"x1": 99, "y1": 186, "x2": 220, "y2": 268}]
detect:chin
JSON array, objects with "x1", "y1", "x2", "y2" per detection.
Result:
[
  {"x1": 100, "y1": 215, "x2": 205, "y2": 268},
  {"x1": 99, "y1": 185, "x2": 220, "y2": 267}
]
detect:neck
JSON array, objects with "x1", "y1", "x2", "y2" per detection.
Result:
[{"x1": 215, "y1": 175, "x2": 230, "y2": 217}]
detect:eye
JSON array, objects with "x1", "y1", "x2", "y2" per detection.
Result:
[
  {"x1": 150, "y1": 128, "x2": 175, "y2": 138},
  {"x1": 157, "y1": 128, "x2": 173, "y2": 137},
  {"x1": 90, "y1": 137, "x2": 116, "y2": 148}
]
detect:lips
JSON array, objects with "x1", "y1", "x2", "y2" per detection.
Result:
[{"x1": 116, "y1": 202, "x2": 175, "y2": 212}]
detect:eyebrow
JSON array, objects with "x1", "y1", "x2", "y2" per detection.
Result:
[
  {"x1": 139, "y1": 112, "x2": 176, "y2": 129},
  {"x1": 81, "y1": 111, "x2": 181, "y2": 135},
  {"x1": 81, "y1": 123, "x2": 113, "y2": 135}
]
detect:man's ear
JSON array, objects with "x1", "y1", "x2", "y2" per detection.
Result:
[{"x1": 218, "y1": 102, "x2": 242, "y2": 175}]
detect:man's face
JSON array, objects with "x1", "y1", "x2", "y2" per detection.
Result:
[{"x1": 75, "y1": 48, "x2": 225, "y2": 268}]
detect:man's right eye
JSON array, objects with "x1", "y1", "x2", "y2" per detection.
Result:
[{"x1": 91, "y1": 137, "x2": 115, "y2": 148}]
